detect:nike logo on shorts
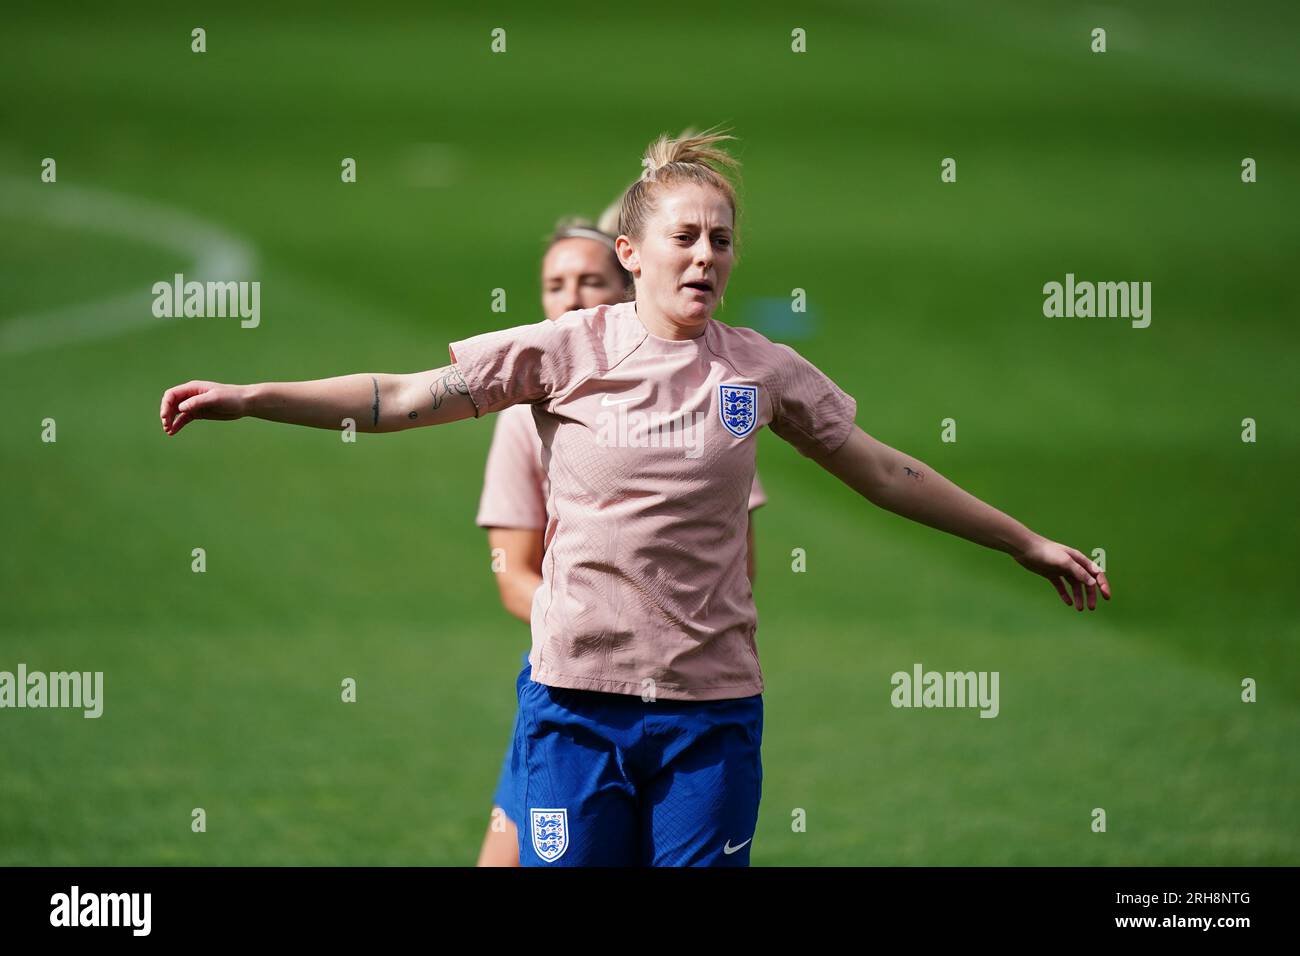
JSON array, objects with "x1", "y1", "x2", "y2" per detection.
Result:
[
  {"x1": 723, "y1": 838, "x2": 752, "y2": 855},
  {"x1": 600, "y1": 394, "x2": 637, "y2": 406}
]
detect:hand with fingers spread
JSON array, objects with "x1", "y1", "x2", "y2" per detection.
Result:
[
  {"x1": 160, "y1": 381, "x2": 249, "y2": 436},
  {"x1": 1012, "y1": 536, "x2": 1112, "y2": 611}
]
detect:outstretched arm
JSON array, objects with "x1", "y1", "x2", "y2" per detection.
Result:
[
  {"x1": 160, "y1": 365, "x2": 477, "y2": 436},
  {"x1": 815, "y1": 426, "x2": 1111, "y2": 610}
]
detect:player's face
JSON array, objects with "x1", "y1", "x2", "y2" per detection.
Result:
[
  {"x1": 622, "y1": 184, "x2": 735, "y2": 327},
  {"x1": 540, "y1": 238, "x2": 626, "y2": 321}
]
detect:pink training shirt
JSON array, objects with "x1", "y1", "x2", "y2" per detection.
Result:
[
  {"x1": 450, "y1": 300, "x2": 856, "y2": 701},
  {"x1": 476, "y1": 403, "x2": 768, "y2": 529}
]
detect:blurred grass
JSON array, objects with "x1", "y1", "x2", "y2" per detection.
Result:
[{"x1": 1, "y1": 0, "x2": 1296, "y2": 864}]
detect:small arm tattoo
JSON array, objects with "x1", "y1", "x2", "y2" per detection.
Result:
[
  {"x1": 429, "y1": 367, "x2": 470, "y2": 410},
  {"x1": 370, "y1": 376, "x2": 380, "y2": 427},
  {"x1": 903, "y1": 465, "x2": 925, "y2": 481}
]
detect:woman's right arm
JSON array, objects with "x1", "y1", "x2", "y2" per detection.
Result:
[{"x1": 159, "y1": 365, "x2": 477, "y2": 436}]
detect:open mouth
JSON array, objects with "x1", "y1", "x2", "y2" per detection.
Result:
[{"x1": 682, "y1": 280, "x2": 713, "y2": 294}]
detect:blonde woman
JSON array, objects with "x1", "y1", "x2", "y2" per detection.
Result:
[
  {"x1": 160, "y1": 129, "x2": 1109, "y2": 867},
  {"x1": 475, "y1": 216, "x2": 767, "y2": 865}
]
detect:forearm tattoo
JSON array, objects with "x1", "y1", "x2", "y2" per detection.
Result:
[
  {"x1": 370, "y1": 376, "x2": 380, "y2": 427},
  {"x1": 429, "y1": 367, "x2": 470, "y2": 410},
  {"x1": 903, "y1": 465, "x2": 925, "y2": 482}
]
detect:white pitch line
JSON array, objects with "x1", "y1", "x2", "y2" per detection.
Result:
[{"x1": 0, "y1": 177, "x2": 257, "y2": 356}]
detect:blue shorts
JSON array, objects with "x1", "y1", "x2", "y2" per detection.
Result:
[
  {"x1": 491, "y1": 652, "x2": 530, "y2": 826},
  {"x1": 509, "y1": 660, "x2": 763, "y2": 867}
]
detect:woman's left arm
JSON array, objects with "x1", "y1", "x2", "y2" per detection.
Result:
[{"x1": 814, "y1": 426, "x2": 1111, "y2": 611}]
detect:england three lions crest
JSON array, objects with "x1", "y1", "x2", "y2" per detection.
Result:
[
  {"x1": 531, "y1": 808, "x2": 569, "y2": 863},
  {"x1": 719, "y1": 384, "x2": 758, "y2": 438}
]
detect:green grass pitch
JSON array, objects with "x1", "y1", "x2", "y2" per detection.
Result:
[{"x1": 1, "y1": 1, "x2": 1296, "y2": 864}]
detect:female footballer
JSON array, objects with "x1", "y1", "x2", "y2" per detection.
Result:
[
  {"x1": 474, "y1": 216, "x2": 768, "y2": 865},
  {"x1": 160, "y1": 129, "x2": 1110, "y2": 867}
]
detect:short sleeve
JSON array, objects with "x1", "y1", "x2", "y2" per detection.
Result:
[
  {"x1": 476, "y1": 407, "x2": 548, "y2": 529},
  {"x1": 448, "y1": 317, "x2": 583, "y2": 418},
  {"x1": 768, "y1": 344, "x2": 857, "y2": 458},
  {"x1": 747, "y1": 473, "x2": 768, "y2": 511}
]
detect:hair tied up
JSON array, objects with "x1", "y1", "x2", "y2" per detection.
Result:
[{"x1": 617, "y1": 126, "x2": 741, "y2": 244}]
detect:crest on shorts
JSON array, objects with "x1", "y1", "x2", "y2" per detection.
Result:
[
  {"x1": 719, "y1": 384, "x2": 758, "y2": 438},
  {"x1": 531, "y1": 808, "x2": 569, "y2": 863}
]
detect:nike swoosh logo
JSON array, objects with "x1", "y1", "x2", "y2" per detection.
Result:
[
  {"x1": 723, "y1": 838, "x2": 752, "y2": 855},
  {"x1": 600, "y1": 394, "x2": 637, "y2": 407}
]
